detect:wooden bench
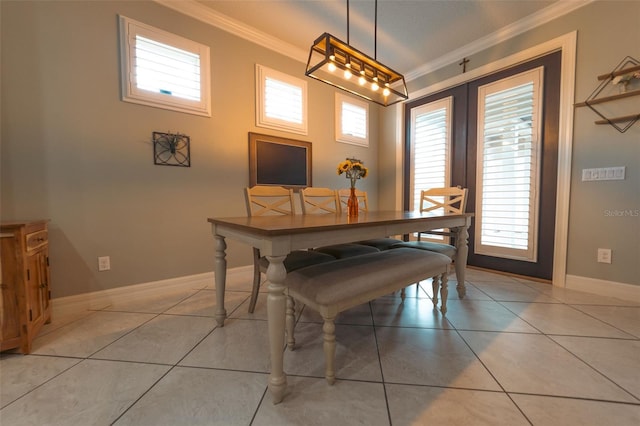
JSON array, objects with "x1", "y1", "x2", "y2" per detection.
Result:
[{"x1": 284, "y1": 247, "x2": 451, "y2": 384}]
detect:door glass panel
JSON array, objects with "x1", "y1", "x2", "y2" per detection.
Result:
[
  {"x1": 410, "y1": 97, "x2": 452, "y2": 212},
  {"x1": 475, "y1": 67, "x2": 543, "y2": 261}
]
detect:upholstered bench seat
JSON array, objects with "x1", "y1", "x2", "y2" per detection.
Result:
[
  {"x1": 312, "y1": 243, "x2": 379, "y2": 259},
  {"x1": 284, "y1": 247, "x2": 451, "y2": 384},
  {"x1": 355, "y1": 237, "x2": 404, "y2": 251},
  {"x1": 391, "y1": 240, "x2": 457, "y2": 258}
]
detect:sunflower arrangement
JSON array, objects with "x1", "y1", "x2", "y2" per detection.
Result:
[{"x1": 337, "y1": 158, "x2": 368, "y2": 188}]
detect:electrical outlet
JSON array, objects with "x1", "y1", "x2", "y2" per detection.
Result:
[
  {"x1": 98, "y1": 256, "x2": 111, "y2": 271},
  {"x1": 597, "y1": 248, "x2": 611, "y2": 264}
]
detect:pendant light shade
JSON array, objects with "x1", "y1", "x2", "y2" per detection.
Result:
[{"x1": 305, "y1": 1, "x2": 408, "y2": 107}]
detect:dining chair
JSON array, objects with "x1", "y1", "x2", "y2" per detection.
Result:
[
  {"x1": 300, "y1": 187, "x2": 341, "y2": 214},
  {"x1": 244, "y1": 186, "x2": 336, "y2": 313},
  {"x1": 300, "y1": 187, "x2": 379, "y2": 259},
  {"x1": 391, "y1": 186, "x2": 469, "y2": 301}
]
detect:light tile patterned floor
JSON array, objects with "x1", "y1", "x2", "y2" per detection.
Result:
[{"x1": 1, "y1": 268, "x2": 639, "y2": 425}]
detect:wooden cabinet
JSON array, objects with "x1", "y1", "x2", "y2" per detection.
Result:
[{"x1": 1, "y1": 220, "x2": 52, "y2": 354}]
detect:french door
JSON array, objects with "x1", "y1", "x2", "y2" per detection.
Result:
[{"x1": 404, "y1": 51, "x2": 561, "y2": 280}]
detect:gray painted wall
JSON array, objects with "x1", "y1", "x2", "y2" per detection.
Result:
[
  {"x1": 1, "y1": 0, "x2": 379, "y2": 298},
  {"x1": 381, "y1": 0, "x2": 639, "y2": 286}
]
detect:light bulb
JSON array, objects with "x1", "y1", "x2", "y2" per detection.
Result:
[
  {"x1": 359, "y1": 76, "x2": 366, "y2": 86},
  {"x1": 383, "y1": 88, "x2": 390, "y2": 96},
  {"x1": 372, "y1": 82, "x2": 379, "y2": 91},
  {"x1": 328, "y1": 62, "x2": 336, "y2": 72},
  {"x1": 344, "y1": 69, "x2": 352, "y2": 79}
]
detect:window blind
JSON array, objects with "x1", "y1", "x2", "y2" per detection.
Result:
[
  {"x1": 265, "y1": 77, "x2": 303, "y2": 124},
  {"x1": 411, "y1": 97, "x2": 452, "y2": 212},
  {"x1": 341, "y1": 101, "x2": 367, "y2": 139},
  {"x1": 135, "y1": 35, "x2": 201, "y2": 101},
  {"x1": 475, "y1": 68, "x2": 543, "y2": 261}
]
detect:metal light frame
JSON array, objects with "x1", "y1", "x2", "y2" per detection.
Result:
[{"x1": 305, "y1": 1, "x2": 408, "y2": 107}]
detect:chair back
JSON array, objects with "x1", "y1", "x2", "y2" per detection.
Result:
[
  {"x1": 338, "y1": 188, "x2": 368, "y2": 213},
  {"x1": 300, "y1": 187, "x2": 340, "y2": 214},
  {"x1": 419, "y1": 187, "x2": 468, "y2": 214},
  {"x1": 245, "y1": 186, "x2": 296, "y2": 216}
]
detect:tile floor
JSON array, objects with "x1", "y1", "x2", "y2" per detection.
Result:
[{"x1": 1, "y1": 268, "x2": 639, "y2": 425}]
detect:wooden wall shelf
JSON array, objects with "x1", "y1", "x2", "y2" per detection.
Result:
[
  {"x1": 574, "y1": 89, "x2": 640, "y2": 107},
  {"x1": 575, "y1": 56, "x2": 640, "y2": 133}
]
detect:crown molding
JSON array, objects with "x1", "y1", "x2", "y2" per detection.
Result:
[
  {"x1": 404, "y1": 0, "x2": 593, "y2": 81},
  {"x1": 153, "y1": 0, "x2": 308, "y2": 62},
  {"x1": 154, "y1": 0, "x2": 592, "y2": 81}
]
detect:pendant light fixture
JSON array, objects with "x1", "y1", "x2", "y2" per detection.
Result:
[{"x1": 305, "y1": 0, "x2": 408, "y2": 106}]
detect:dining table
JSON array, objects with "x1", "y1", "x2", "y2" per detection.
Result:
[{"x1": 208, "y1": 210, "x2": 472, "y2": 403}]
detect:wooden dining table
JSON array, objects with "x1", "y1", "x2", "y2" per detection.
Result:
[{"x1": 208, "y1": 210, "x2": 472, "y2": 403}]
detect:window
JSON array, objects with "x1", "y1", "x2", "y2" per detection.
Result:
[
  {"x1": 335, "y1": 93, "x2": 368, "y2": 146},
  {"x1": 409, "y1": 97, "x2": 453, "y2": 212},
  {"x1": 119, "y1": 16, "x2": 211, "y2": 117},
  {"x1": 256, "y1": 64, "x2": 308, "y2": 135},
  {"x1": 475, "y1": 67, "x2": 543, "y2": 262}
]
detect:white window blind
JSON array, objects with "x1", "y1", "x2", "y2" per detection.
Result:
[
  {"x1": 335, "y1": 93, "x2": 369, "y2": 146},
  {"x1": 410, "y1": 97, "x2": 452, "y2": 211},
  {"x1": 119, "y1": 16, "x2": 211, "y2": 117},
  {"x1": 475, "y1": 67, "x2": 543, "y2": 261},
  {"x1": 265, "y1": 77, "x2": 303, "y2": 123},
  {"x1": 135, "y1": 36, "x2": 201, "y2": 101},
  {"x1": 256, "y1": 64, "x2": 308, "y2": 135}
]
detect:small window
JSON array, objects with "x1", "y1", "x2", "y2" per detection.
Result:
[
  {"x1": 335, "y1": 93, "x2": 369, "y2": 146},
  {"x1": 256, "y1": 64, "x2": 308, "y2": 135},
  {"x1": 119, "y1": 15, "x2": 211, "y2": 117}
]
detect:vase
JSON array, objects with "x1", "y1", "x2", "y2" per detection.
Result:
[{"x1": 347, "y1": 187, "x2": 359, "y2": 218}]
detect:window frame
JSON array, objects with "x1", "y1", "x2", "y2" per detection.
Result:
[
  {"x1": 255, "y1": 64, "x2": 308, "y2": 135},
  {"x1": 335, "y1": 93, "x2": 369, "y2": 147},
  {"x1": 119, "y1": 16, "x2": 211, "y2": 117},
  {"x1": 409, "y1": 97, "x2": 453, "y2": 212},
  {"x1": 474, "y1": 67, "x2": 543, "y2": 262}
]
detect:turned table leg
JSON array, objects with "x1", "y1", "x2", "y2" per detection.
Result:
[
  {"x1": 266, "y1": 255, "x2": 288, "y2": 404},
  {"x1": 454, "y1": 224, "x2": 469, "y2": 299},
  {"x1": 214, "y1": 234, "x2": 227, "y2": 327}
]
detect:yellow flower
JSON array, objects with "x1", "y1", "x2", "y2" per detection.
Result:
[
  {"x1": 337, "y1": 160, "x2": 351, "y2": 175},
  {"x1": 336, "y1": 158, "x2": 369, "y2": 180}
]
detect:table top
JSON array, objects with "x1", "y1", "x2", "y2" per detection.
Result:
[{"x1": 208, "y1": 210, "x2": 471, "y2": 236}]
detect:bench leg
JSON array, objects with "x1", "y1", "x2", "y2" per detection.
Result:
[
  {"x1": 286, "y1": 295, "x2": 296, "y2": 350},
  {"x1": 440, "y1": 273, "x2": 449, "y2": 314},
  {"x1": 431, "y1": 275, "x2": 440, "y2": 308},
  {"x1": 322, "y1": 315, "x2": 337, "y2": 385}
]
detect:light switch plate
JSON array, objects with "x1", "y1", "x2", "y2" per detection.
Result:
[{"x1": 581, "y1": 166, "x2": 625, "y2": 181}]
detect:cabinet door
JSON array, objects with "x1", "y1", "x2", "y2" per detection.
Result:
[
  {"x1": 0, "y1": 236, "x2": 22, "y2": 346},
  {"x1": 25, "y1": 251, "x2": 46, "y2": 326},
  {"x1": 38, "y1": 250, "x2": 51, "y2": 314}
]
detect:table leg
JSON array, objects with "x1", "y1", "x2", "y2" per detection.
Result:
[
  {"x1": 266, "y1": 254, "x2": 287, "y2": 404},
  {"x1": 214, "y1": 235, "x2": 227, "y2": 327},
  {"x1": 454, "y1": 224, "x2": 469, "y2": 299}
]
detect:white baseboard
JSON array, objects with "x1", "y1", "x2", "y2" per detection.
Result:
[
  {"x1": 53, "y1": 269, "x2": 639, "y2": 317},
  {"x1": 565, "y1": 275, "x2": 640, "y2": 303},
  {"x1": 52, "y1": 266, "x2": 253, "y2": 315}
]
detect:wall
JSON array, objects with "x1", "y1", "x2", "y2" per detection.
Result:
[
  {"x1": 380, "y1": 0, "x2": 639, "y2": 287},
  {"x1": 1, "y1": 0, "x2": 379, "y2": 298}
]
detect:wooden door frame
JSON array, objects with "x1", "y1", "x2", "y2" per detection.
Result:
[{"x1": 393, "y1": 31, "x2": 576, "y2": 288}]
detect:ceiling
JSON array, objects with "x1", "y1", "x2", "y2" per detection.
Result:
[{"x1": 171, "y1": 0, "x2": 589, "y2": 81}]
